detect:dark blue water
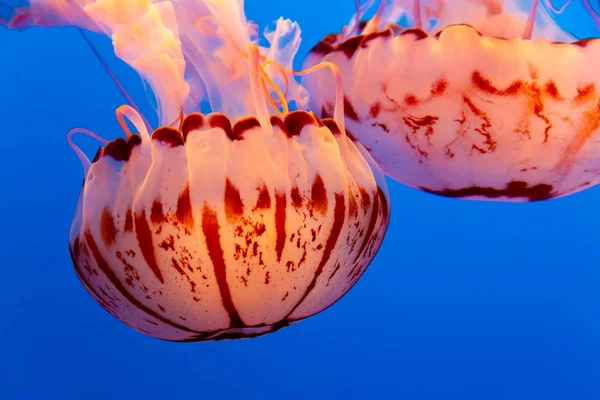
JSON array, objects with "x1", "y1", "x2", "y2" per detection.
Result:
[{"x1": 1, "y1": 1, "x2": 599, "y2": 398}]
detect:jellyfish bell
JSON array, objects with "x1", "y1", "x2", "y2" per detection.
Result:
[
  {"x1": 304, "y1": 0, "x2": 600, "y2": 202},
  {"x1": 4, "y1": 0, "x2": 390, "y2": 341}
]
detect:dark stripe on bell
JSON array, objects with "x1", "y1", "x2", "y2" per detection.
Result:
[{"x1": 201, "y1": 204, "x2": 244, "y2": 328}]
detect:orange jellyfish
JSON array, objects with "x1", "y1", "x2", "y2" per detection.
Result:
[
  {"x1": 3, "y1": 0, "x2": 390, "y2": 341},
  {"x1": 304, "y1": 0, "x2": 600, "y2": 201}
]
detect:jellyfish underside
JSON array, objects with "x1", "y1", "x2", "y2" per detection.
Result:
[{"x1": 304, "y1": 0, "x2": 600, "y2": 202}]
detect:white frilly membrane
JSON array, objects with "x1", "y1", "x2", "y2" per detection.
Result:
[
  {"x1": 3, "y1": 0, "x2": 310, "y2": 124},
  {"x1": 303, "y1": 0, "x2": 600, "y2": 202},
  {"x1": 4, "y1": 1, "x2": 392, "y2": 340}
]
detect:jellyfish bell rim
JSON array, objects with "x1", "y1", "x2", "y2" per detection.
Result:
[
  {"x1": 306, "y1": 23, "x2": 600, "y2": 61},
  {"x1": 84, "y1": 110, "x2": 349, "y2": 163}
]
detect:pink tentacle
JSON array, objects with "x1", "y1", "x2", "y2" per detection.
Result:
[
  {"x1": 523, "y1": 0, "x2": 540, "y2": 39},
  {"x1": 543, "y1": 0, "x2": 573, "y2": 14},
  {"x1": 582, "y1": 0, "x2": 600, "y2": 29},
  {"x1": 543, "y1": 0, "x2": 599, "y2": 29},
  {"x1": 78, "y1": 29, "x2": 153, "y2": 133},
  {"x1": 414, "y1": 0, "x2": 423, "y2": 29},
  {"x1": 351, "y1": 0, "x2": 361, "y2": 35}
]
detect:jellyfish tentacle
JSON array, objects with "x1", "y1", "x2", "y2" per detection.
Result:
[
  {"x1": 260, "y1": 79, "x2": 287, "y2": 116},
  {"x1": 582, "y1": 0, "x2": 600, "y2": 29},
  {"x1": 294, "y1": 62, "x2": 347, "y2": 143},
  {"x1": 543, "y1": 0, "x2": 573, "y2": 14},
  {"x1": 77, "y1": 28, "x2": 152, "y2": 133},
  {"x1": 345, "y1": 0, "x2": 379, "y2": 37},
  {"x1": 524, "y1": 0, "x2": 579, "y2": 39},
  {"x1": 248, "y1": 44, "x2": 273, "y2": 137},
  {"x1": 362, "y1": 0, "x2": 388, "y2": 35},
  {"x1": 414, "y1": 0, "x2": 423, "y2": 29},
  {"x1": 261, "y1": 60, "x2": 290, "y2": 99},
  {"x1": 259, "y1": 66, "x2": 289, "y2": 116},
  {"x1": 67, "y1": 128, "x2": 109, "y2": 175},
  {"x1": 172, "y1": 108, "x2": 185, "y2": 130},
  {"x1": 115, "y1": 105, "x2": 151, "y2": 150},
  {"x1": 523, "y1": 0, "x2": 540, "y2": 39},
  {"x1": 249, "y1": 57, "x2": 348, "y2": 137},
  {"x1": 375, "y1": 0, "x2": 387, "y2": 22},
  {"x1": 351, "y1": 0, "x2": 362, "y2": 35},
  {"x1": 259, "y1": 80, "x2": 279, "y2": 114},
  {"x1": 239, "y1": 55, "x2": 348, "y2": 136}
]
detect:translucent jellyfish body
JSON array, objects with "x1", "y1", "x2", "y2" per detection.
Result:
[
  {"x1": 3, "y1": 0, "x2": 390, "y2": 341},
  {"x1": 304, "y1": 0, "x2": 600, "y2": 201}
]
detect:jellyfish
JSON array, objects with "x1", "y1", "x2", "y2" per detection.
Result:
[
  {"x1": 2, "y1": 0, "x2": 390, "y2": 341},
  {"x1": 304, "y1": 0, "x2": 600, "y2": 202}
]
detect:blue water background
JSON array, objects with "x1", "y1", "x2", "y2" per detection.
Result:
[{"x1": 1, "y1": 1, "x2": 599, "y2": 398}]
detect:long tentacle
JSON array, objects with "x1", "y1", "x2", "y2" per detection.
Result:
[
  {"x1": 414, "y1": 0, "x2": 423, "y2": 29},
  {"x1": 78, "y1": 28, "x2": 153, "y2": 133},
  {"x1": 295, "y1": 62, "x2": 347, "y2": 143},
  {"x1": 248, "y1": 44, "x2": 273, "y2": 137},
  {"x1": 581, "y1": 0, "x2": 600, "y2": 29},
  {"x1": 523, "y1": 0, "x2": 540, "y2": 39},
  {"x1": 260, "y1": 60, "x2": 290, "y2": 115}
]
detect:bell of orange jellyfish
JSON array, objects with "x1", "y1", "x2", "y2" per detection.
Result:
[
  {"x1": 304, "y1": 0, "x2": 600, "y2": 201},
  {"x1": 3, "y1": 0, "x2": 390, "y2": 341}
]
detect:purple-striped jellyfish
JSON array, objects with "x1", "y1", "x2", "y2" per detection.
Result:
[
  {"x1": 2, "y1": 0, "x2": 390, "y2": 341},
  {"x1": 304, "y1": 0, "x2": 600, "y2": 202}
]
